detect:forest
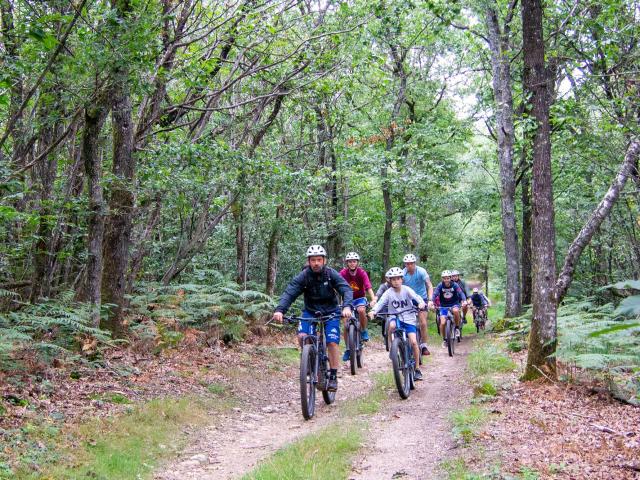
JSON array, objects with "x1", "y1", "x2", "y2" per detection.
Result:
[{"x1": 0, "y1": 0, "x2": 639, "y2": 478}]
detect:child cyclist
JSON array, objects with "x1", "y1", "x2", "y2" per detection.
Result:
[{"x1": 368, "y1": 267, "x2": 426, "y2": 380}]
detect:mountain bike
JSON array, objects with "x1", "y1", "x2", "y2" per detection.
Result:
[
  {"x1": 346, "y1": 311, "x2": 364, "y2": 375},
  {"x1": 472, "y1": 306, "x2": 487, "y2": 332},
  {"x1": 440, "y1": 307, "x2": 456, "y2": 357},
  {"x1": 284, "y1": 312, "x2": 336, "y2": 420},
  {"x1": 376, "y1": 309, "x2": 419, "y2": 399}
]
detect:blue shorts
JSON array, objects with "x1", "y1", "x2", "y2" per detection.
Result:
[
  {"x1": 351, "y1": 297, "x2": 368, "y2": 309},
  {"x1": 439, "y1": 305, "x2": 460, "y2": 317},
  {"x1": 298, "y1": 309, "x2": 341, "y2": 344},
  {"x1": 389, "y1": 319, "x2": 417, "y2": 334}
]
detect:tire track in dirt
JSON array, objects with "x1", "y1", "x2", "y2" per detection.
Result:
[
  {"x1": 154, "y1": 339, "x2": 391, "y2": 480},
  {"x1": 350, "y1": 334, "x2": 474, "y2": 480}
]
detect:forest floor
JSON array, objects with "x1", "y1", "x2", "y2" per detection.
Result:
[{"x1": 1, "y1": 321, "x2": 639, "y2": 479}]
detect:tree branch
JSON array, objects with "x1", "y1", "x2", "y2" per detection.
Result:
[{"x1": 556, "y1": 138, "x2": 640, "y2": 302}]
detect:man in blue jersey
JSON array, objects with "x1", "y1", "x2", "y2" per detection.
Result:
[{"x1": 402, "y1": 254, "x2": 434, "y2": 356}]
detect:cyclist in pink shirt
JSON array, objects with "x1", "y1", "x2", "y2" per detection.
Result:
[{"x1": 340, "y1": 252, "x2": 377, "y2": 361}]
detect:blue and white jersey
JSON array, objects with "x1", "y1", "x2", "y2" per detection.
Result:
[{"x1": 432, "y1": 281, "x2": 466, "y2": 308}]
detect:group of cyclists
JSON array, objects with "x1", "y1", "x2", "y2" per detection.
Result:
[{"x1": 272, "y1": 245, "x2": 490, "y2": 393}]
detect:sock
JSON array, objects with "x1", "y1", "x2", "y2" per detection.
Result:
[{"x1": 329, "y1": 368, "x2": 337, "y2": 379}]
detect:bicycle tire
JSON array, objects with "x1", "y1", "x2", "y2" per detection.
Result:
[
  {"x1": 320, "y1": 350, "x2": 335, "y2": 405},
  {"x1": 348, "y1": 322, "x2": 357, "y2": 375},
  {"x1": 356, "y1": 328, "x2": 364, "y2": 369},
  {"x1": 447, "y1": 318, "x2": 455, "y2": 357},
  {"x1": 300, "y1": 344, "x2": 316, "y2": 420},
  {"x1": 390, "y1": 337, "x2": 410, "y2": 399},
  {"x1": 384, "y1": 318, "x2": 390, "y2": 352}
]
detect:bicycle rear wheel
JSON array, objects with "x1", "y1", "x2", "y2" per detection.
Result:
[
  {"x1": 320, "y1": 350, "x2": 335, "y2": 405},
  {"x1": 356, "y1": 329, "x2": 364, "y2": 369},
  {"x1": 390, "y1": 337, "x2": 410, "y2": 399},
  {"x1": 300, "y1": 344, "x2": 316, "y2": 419},
  {"x1": 348, "y1": 323, "x2": 357, "y2": 375}
]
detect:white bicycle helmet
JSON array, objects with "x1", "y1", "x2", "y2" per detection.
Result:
[
  {"x1": 403, "y1": 253, "x2": 417, "y2": 263},
  {"x1": 386, "y1": 267, "x2": 404, "y2": 278},
  {"x1": 451, "y1": 269, "x2": 459, "y2": 276},
  {"x1": 344, "y1": 252, "x2": 360, "y2": 261},
  {"x1": 441, "y1": 270, "x2": 451, "y2": 278},
  {"x1": 472, "y1": 287, "x2": 479, "y2": 293},
  {"x1": 306, "y1": 244, "x2": 327, "y2": 257}
]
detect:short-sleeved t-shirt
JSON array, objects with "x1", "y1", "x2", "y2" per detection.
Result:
[
  {"x1": 339, "y1": 267, "x2": 372, "y2": 300},
  {"x1": 402, "y1": 266, "x2": 430, "y2": 299},
  {"x1": 372, "y1": 285, "x2": 424, "y2": 325}
]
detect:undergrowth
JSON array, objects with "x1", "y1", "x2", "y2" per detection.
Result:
[{"x1": 491, "y1": 294, "x2": 640, "y2": 404}]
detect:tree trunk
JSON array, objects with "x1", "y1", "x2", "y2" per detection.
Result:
[
  {"x1": 102, "y1": 0, "x2": 135, "y2": 335},
  {"x1": 81, "y1": 105, "x2": 108, "y2": 326},
  {"x1": 522, "y1": 0, "x2": 557, "y2": 380},
  {"x1": 486, "y1": 7, "x2": 522, "y2": 317},
  {"x1": 234, "y1": 202, "x2": 247, "y2": 286},
  {"x1": 521, "y1": 167, "x2": 533, "y2": 305},
  {"x1": 265, "y1": 205, "x2": 283, "y2": 296},
  {"x1": 484, "y1": 253, "x2": 490, "y2": 297},
  {"x1": 30, "y1": 106, "x2": 60, "y2": 300},
  {"x1": 381, "y1": 43, "x2": 407, "y2": 279}
]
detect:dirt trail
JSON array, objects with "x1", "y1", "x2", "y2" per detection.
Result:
[
  {"x1": 350, "y1": 336, "x2": 473, "y2": 479},
  {"x1": 154, "y1": 332, "x2": 473, "y2": 480},
  {"x1": 154, "y1": 340, "x2": 391, "y2": 480}
]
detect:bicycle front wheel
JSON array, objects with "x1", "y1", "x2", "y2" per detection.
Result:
[
  {"x1": 348, "y1": 323, "x2": 357, "y2": 375},
  {"x1": 383, "y1": 318, "x2": 390, "y2": 352},
  {"x1": 447, "y1": 319, "x2": 455, "y2": 357},
  {"x1": 390, "y1": 337, "x2": 410, "y2": 399},
  {"x1": 300, "y1": 344, "x2": 316, "y2": 420}
]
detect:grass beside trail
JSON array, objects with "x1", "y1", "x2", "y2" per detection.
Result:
[
  {"x1": 12, "y1": 395, "x2": 234, "y2": 480},
  {"x1": 343, "y1": 371, "x2": 394, "y2": 416},
  {"x1": 244, "y1": 356, "x2": 395, "y2": 479},
  {"x1": 242, "y1": 423, "x2": 363, "y2": 480}
]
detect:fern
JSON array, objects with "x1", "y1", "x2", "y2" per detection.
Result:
[
  {"x1": 128, "y1": 280, "x2": 276, "y2": 344},
  {"x1": 0, "y1": 299, "x2": 113, "y2": 370}
]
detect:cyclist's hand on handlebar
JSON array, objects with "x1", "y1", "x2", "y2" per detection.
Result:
[
  {"x1": 428, "y1": 300, "x2": 434, "y2": 310},
  {"x1": 418, "y1": 302, "x2": 426, "y2": 311},
  {"x1": 368, "y1": 310, "x2": 375, "y2": 320},
  {"x1": 272, "y1": 312, "x2": 284, "y2": 324},
  {"x1": 341, "y1": 306, "x2": 352, "y2": 319}
]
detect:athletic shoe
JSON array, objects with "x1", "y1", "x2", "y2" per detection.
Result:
[
  {"x1": 420, "y1": 343, "x2": 430, "y2": 356},
  {"x1": 455, "y1": 328, "x2": 461, "y2": 340},
  {"x1": 342, "y1": 350, "x2": 350, "y2": 361},
  {"x1": 361, "y1": 330, "x2": 369, "y2": 342},
  {"x1": 442, "y1": 340, "x2": 447, "y2": 348},
  {"x1": 414, "y1": 369, "x2": 423, "y2": 381},
  {"x1": 327, "y1": 377, "x2": 338, "y2": 392}
]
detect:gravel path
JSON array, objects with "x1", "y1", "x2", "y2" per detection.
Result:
[
  {"x1": 154, "y1": 329, "x2": 474, "y2": 480},
  {"x1": 350, "y1": 334, "x2": 473, "y2": 479},
  {"x1": 154, "y1": 339, "x2": 391, "y2": 479}
]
